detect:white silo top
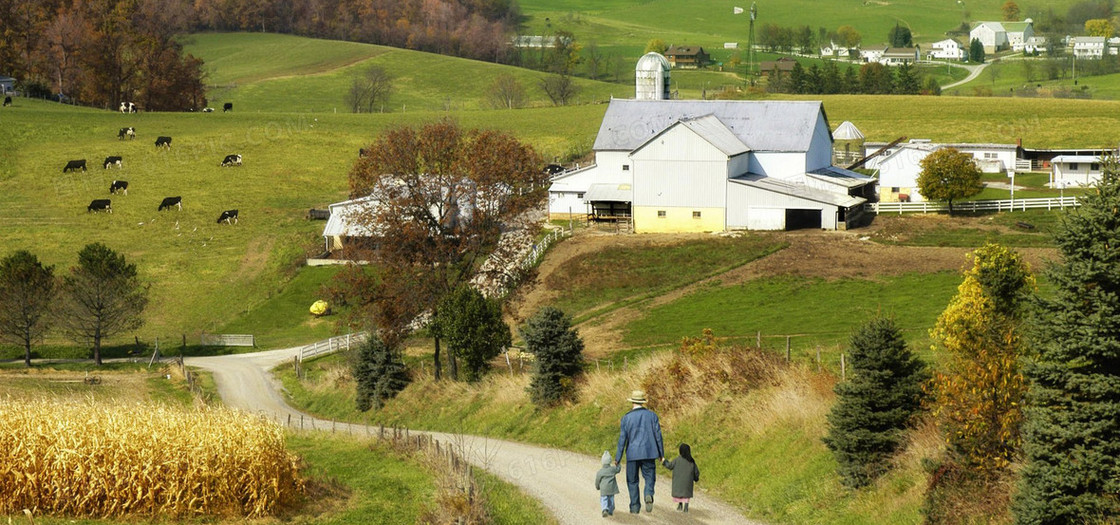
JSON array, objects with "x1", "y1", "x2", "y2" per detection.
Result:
[{"x1": 636, "y1": 52, "x2": 671, "y2": 73}]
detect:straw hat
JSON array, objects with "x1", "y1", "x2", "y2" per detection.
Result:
[{"x1": 627, "y1": 389, "x2": 647, "y2": 405}]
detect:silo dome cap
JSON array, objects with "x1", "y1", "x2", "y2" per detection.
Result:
[{"x1": 636, "y1": 52, "x2": 671, "y2": 72}]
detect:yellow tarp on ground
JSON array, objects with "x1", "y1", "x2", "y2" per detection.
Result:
[{"x1": 310, "y1": 300, "x2": 329, "y2": 316}]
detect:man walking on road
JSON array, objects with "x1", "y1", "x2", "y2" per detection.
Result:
[{"x1": 614, "y1": 389, "x2": 664, "y2": 514}]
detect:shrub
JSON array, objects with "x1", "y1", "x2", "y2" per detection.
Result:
[
  {"x1": 354, "y1": 335, "x2": 411, "y2": 411},
  {"x1": 521, "y1": 306, "x2": 584, "y2": 406}
]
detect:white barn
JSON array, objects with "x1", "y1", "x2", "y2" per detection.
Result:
[
  {"x1": 548, "y1": 99, "x2": 875, "y2": 232},
  {"x1": 864, "y1": 141, "x2": 1019, "y2": 202}
]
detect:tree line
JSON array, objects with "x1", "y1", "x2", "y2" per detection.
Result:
[
  {"x1": 0, "y1": 0, "x2": 206, "y2": 110},
  {"x1": 767, "y1": 61, "x2": 940, "y2": 96},
  {"x1": 0, "y1": 243, "x2": 148, "y2": 367}
]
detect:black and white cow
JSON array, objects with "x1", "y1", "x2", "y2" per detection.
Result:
[
  {"x1": 158, "y1": 196, "x2": 182, "y2": 211},
  {"x1": 222, "y1": 102, "x2": 233, "y2": 112},
  {"x1": 63, "y1": 159, "x2": 86, "y2": 172},
  {"x1": 544, "y1": 164, "x2": 565, "y2": 176},
  {"x1": 118, "y1": 101, "x2": 136, "y2": 114},
  {"x1": 359, "y1": 148, "x2": 368, "y2": 158},
  {"x1": 87, "y1": 199, "x2": 111, "y2": 213},
  {"x1": 217, "y1": 209, "x2": 239, "y2": 224},
  {"x1": 2, "y1": 96, "x2": 11, "y2": 107},
  {"x1": 118, "y1": 127, "x2": 135, "y2": 140},
  {"x1": 103, "y1": 156, "x2": 122, "y2": 169},
  {"x1": 202, "y1": 107, "x2": 214, "y2": 113},
  {"x1": 220, "y1": 154, "x2": 242, "y2": 167},
  {"x1": 155, "y1": 136, "x2": 172, "y2": 148},
  {"x1": 109, "y1": 180, "x2": 128, "y2": 195}
]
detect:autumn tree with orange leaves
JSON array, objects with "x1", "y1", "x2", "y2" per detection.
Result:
[{"x1": 338, "y1": 121, "x2": 544, "y2": 380}]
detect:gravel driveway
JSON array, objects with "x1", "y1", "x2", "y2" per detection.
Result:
[{"x1": 187, "y1": 349, "x2": 765, "y2": 524}]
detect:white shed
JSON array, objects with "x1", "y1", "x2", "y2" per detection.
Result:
[{"x1": 1051, "y1": 155, "x2": 1104, "y2": 187}]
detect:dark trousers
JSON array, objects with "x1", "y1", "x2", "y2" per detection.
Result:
[{"x1": 625, "y1": 458, "x2": 657, "y2": 512}]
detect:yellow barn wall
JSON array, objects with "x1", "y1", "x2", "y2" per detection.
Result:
[{"x1": 634, "y1": 206, "x2": 725, "y2": 233}]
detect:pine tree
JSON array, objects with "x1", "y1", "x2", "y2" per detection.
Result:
[
  {"x1": 894, "y1": 62, "x2": 921, "y2": 94},
  {"x1": 353, "y1": 335, "x2": 411, "y2": 411},
  {"x1": 823, "y1": 317, "x2": 928, "y2": 488},
  {"x1": 1014, "y1": 165, "x2": 1120, "y2": 523},
  {"x1": 435, "y1": 286, "x2": 511, "y2": 382},
  {"x1": 521, "y1": 306, "x2": 584, "y2": 407},
  {"x1": 970, "y1": 38, "x2": 986, "y2": 64}
]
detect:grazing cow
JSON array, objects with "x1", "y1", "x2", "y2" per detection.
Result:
[
  {"x1": 544, "y1": 164, "x2": 565, "y2": 176},
  {"x1": 63, "y1": 159, "x2": 86, "y2": 172},
  {"x1": 220, "y1": 154, "x2": 242, "y2": 167},
  {"x1": 109, "y1": 180, "x2": 128, "y2": 195},
  {"x1": 307, "y1": 208, "x2": 330, "y2": 220},
  {"x1": 154, "y1": 136, "x2": 172, "y2": 148},
  {"x1": 359, "y1": 148, "x2": 368, "y2": 158},
  {"x1": 103, "y1": 156, "x2": 122, "y2": 169},
  {"x1": 3, "y1": 96, "x2": 10, "y2": 107},
  {"x1": 87, "y1": 199, "x2": 112, "y2": 213},
  {"x1": 217, "y1": 209, "x2": 239, "y2": 224},
  {"x1": 223, "y1": 102, "x2": 233, "y2": 112},
  {"x1": 118, "y1": 102, "x2": 136, "y2": 113},
  {"x1": 202, "y1": 107, "x2": 214, "y2": 112},
  {"x1": 118, "y1": 127, "x2": 135, "y2": 140},
  {"x1": 158, "y1": 196, "x2": 182, "y2": 211}
]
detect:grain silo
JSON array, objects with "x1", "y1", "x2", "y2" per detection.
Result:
[{"x1": 635, "y1": 52, "x2": 671, "y2": 100}]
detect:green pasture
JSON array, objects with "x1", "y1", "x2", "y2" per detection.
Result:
[
  {"x1": 947, "y1": 57, "x2": 1120, "y2": 101},
  {"x1": 0, "y1": 99, "x2": 605, "y2": 349},
  {"x1": 185, "y1": 33, "x2": 626, "y2": 113}
]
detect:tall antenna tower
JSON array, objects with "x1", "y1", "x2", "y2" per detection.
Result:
[{"x1": 747, "y1": 2, "x2": 757, "y2": 79}]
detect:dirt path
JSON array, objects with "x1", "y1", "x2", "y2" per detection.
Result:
[
  {"x1": 512, "y1": 219, "x2": 1057, "y2": 354},
  {"x1": 186, "y1": 350, "x2": 764, "y2": 525}
]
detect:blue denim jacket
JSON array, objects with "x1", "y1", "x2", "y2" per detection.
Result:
[{"x1": 615, "y1": 407, "x2": 664, "y2": 462}]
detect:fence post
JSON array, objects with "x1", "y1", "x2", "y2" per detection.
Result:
[
  {"x1": 816, "y1": 345, "x2": 821, "y2": 372},
  {"x1": 757, "y1": 331, "x2": 761, "y2": 348},
  {"x1": 785, "y1": 336, "x2": 791, "y2": 362},
  {"x1": 841, "y1": 353, "x2": 846, "y2": 380}
]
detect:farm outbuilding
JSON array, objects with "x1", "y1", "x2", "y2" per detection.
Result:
[
  {"x1": 0, "y1": 76, "x2": 15, "y2": 94},
  {"x1": 1051, "y1": 155, "x2": 1104, "y2": 187},
  {"x1": 548, "y1": 98, "x2": 875, "y2": 232}
]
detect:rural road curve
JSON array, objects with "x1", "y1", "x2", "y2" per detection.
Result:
[
  {"x1": 186, "y1": 348, "x2": 765, "y2": 525},
  {"x1": 941, "y1": 61, "x2": 989, "y2": 90}
]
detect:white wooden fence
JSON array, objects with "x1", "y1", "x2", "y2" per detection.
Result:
[
  {"x1": 522, "y1": 229, "x2": 565, "y2": 270},
  {"x1": 298, "y1": 332, "x2": 368, "y2": 361},
  {"x1": 200, "y1": 333, "x2": 255, "y2": 347},
  {"x1": 867, "y1": 196, "x2": 1080, "y2": 215}
]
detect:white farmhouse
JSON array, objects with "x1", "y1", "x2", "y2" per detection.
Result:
[
  {"x1": 1072, "y1": 36, "x2": 1106, "y2": 59},
  {"x1": 928, "y1": 39, "x2": 965, "y2": 60},
  {"x1": 548, "y1": 98, "x2": 876, "y2": 232},
  {"x1": 860, "y1": 44, "x2": 887, "y2": 63},
  {"x1": 1024, "y1": 36, "x2": 1048, "y2": 54},
  {"x1": 1051, "y1": 155, "x2": 1104, "y2": 187}
]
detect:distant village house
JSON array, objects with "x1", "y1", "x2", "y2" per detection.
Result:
[
  {"x1": 664, "y1": 45, "x2": 710, "y2": 69},
  {"x1": 928, "y1": 39, "x2": 964, "y2": 60},
  {"x1": 759, "y1": 57, "x2": 796, "y2": 77}
]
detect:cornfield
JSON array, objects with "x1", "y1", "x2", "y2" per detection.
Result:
[{"x1": 0, "y1": 398, "x2": 303, "y2": 518}]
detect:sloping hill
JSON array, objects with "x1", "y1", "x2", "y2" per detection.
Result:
[{"x1": 185, "y1": 33, "x2": 628, "y2": 113}]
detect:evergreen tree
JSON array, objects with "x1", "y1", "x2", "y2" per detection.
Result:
[
  {"x1": 434, "y1": 286, "x2": 511, "y2": 382},
  {"x1": 843, "y1": 65, "x2": 859, "y2": 94},
  {"x1": 353, "y1": 335, "x2": 411, "y2": 411},
  {"x1": 922, "y1": 76, "x2": 942, "y2": 95},
  {"x1": 821, "y1": 60, "x2": 842, "y2": 94},
  {"x1": 859, "y1": 63, "x2": 894, "y2": 94},
  {"x1": 894, "y1": 62, "x2": 921, "y2": 94},
  {"x1": 1014, "y1": 165, "x2": 1120, "y2": 523},
  {"x1": 521, "y1": 306, "x2": 584, "y2": 407},
  {"x1": 970, "y1": 38, "x2": 986, "y2": 63},
  {"x1": 806, "y1": 64, "x2": 823, "y2": 94},
  {"x1": 823, "y1": 317, "x2": 928, "y2": 488},
  {"x1": 789, "y1": 62, "x2": 807, "y2": 94},
  {"x1": 888, "y1": 23, "x2": 913, "y2": 47}
]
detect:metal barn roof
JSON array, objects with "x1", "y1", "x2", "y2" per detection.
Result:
[
  {"x1": 730, "y1": 173, "x2": 867, "y2": 208},
  {"x1": 593, "y1": 99, "x2": 825, "y2": 153},
  {"x1": 585, "y1": 183, "x2": 632, "y2": 202},
  {"x1": 632, "y1": 115, "x2": 750, "y2": 157}
]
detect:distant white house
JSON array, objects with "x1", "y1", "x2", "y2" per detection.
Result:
[
  {"x1": 860, "y1": 45, "x2": 919, "y2": 65},
  {"x1": 511, "y1": 35, "x2": 572, "y2": 48},
  {"x1": 864, "y1": 141, "x2": 1019, "y2": 202},
  {"x1": 1072, "y1": 36, "x2": 1106, "y2": 59},
  {"x1": 860, "y1": 45, "x2": 887, "y2": 63},
  {"x1": 820, "y1": 41, "x2": 853, "y2": 58},
  {"x1": 1051, "y1": 155, "x2": 1104, "y2": 187},
  {"x1": 928, "y1": 39, "x2": 965, "y2": 60},
  {"x1": 1024, "y1": 36, "x2": 1048, "y2": 54},
  {"x1": 1110, "y1": 37, "x2": 1120, "y2": 55},
  {"x1": 970, "y1": 20, "x2": 1034, "y2": 53}
]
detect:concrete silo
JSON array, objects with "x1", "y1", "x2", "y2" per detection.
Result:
[{"x1": 635, "y1": 52, "x2": 671, "y2": 100}]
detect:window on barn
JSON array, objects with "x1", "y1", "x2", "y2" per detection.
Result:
[
  {"x1": 1091, "y1": 163, "x2": 1100, "y2": 171},
  {"x1": 577, "y1": 193, "x2": 584, "y2": 199},
  {"x1": 693, "y1": 211, "x2": 702, "y2": 218},
  {"x1": 984, "y1": 152, "x2": 998, "y2": 159},
  {"x1": 657, "y1": 210, "x2": 666, "y2": 218},
  {"x1": 891, "y1": 186, "x2": 900, "y2": 193},
  {"x1": 1070, "y1": 163, "x2": 1079, "y2": 170},
  {"x1": 622, "y1": 164, "x2": 630, "y2": 171}
]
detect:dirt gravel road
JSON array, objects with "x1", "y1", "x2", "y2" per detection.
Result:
[{"x1": 187, "y1": 350, "x2": 765, "y2": 524}]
